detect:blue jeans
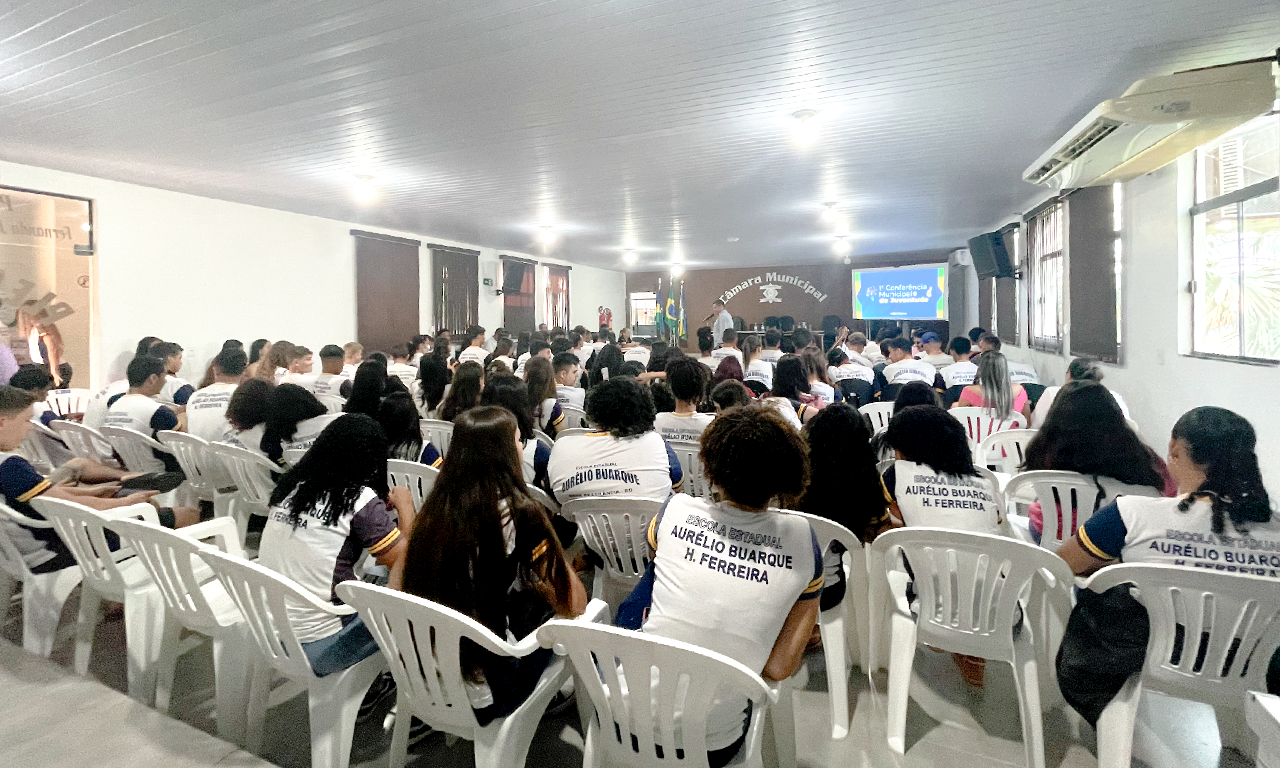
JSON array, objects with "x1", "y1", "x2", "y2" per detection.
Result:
[{"x1": 302, "y1": 615, "x2": 381, "y2": 677}]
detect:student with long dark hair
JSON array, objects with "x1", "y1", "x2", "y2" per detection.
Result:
[
  {"x1": 223, "y1": 378, "x2": 272, "y2": 450},
  {"x1": 343, "y1": 360, "x2": 386, "y2": 418},
  {"x1": 767, "y1": 353, "x2": 823, "y2": 426},
  {"x1": 400, "y1": 406, "x2": 585, "y2": 723},
  {"x1": 377, "y1": 391, "x2": 442, "y2": 467},
  {"x1": 1022, "y1": 381, "x2": 1171, "y2": 540},
  {"x1": 588, "y1": 343, "x2": 625, "y2": 388},
  {"x1": 260, "y1": 384, "x2": 337, "y2": 465},
  {"x1": 439, "y1": 361, "x2": 484, "y2": 422},
  {"x1": 1055, "y1": 407, "x2": 1280, "y2": 726},
  {"x1": 523, "y1": 356, "x2": 564, "y2": 436},
  {"x1": 480, "y1": 375, "x2": 550, "y2": 489},
  {"x1": 416, "y1": 354, "x2": 450, "y2": 417},
  {"x1": 259, "y1": 414, "x2": 415, "y2": 677}
]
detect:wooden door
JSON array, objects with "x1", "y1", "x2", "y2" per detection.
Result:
[{"x1": 355, "y1": 232, "x2": 420, "y2": 355}]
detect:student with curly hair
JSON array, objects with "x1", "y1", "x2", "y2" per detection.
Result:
[
  {"x1": 1055, "y1": 407, "x2": 1280, "y2": 726},
  {"x1": 547, "y1": 376, "x2": 683, "y2": 503},
  {"x1": 259, "y1": 413, "x2": 416, "y2": 676},
  {"x1": 637, "y1": 404, "x2": 823, "y2": 768}
]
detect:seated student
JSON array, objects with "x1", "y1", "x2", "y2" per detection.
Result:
[
  {"x1": 439, "y1": 361, "x2": 484, "y2": 423},
  {"x1": 9, "y1": 365, "x2": 61, "y2": 427},
  {"x1": 588, "y1": 343, "x2": 625, "y2": 387},
  {"x1": 260, "y1": 384, "x2": 340, "y2": 465},
  {"x1": 408, "y1": 334, "x2": 431, "y2": 367},
  {"x1": 400, "y1": 406, "x2": 585, "y2": 724},
  {"x1": 622, "y1": 337, "x2": 652, "y2": 369},
  {"x1": 223, "y1": 379, "x2": 272, "y2": 450},
  {"x1": 456, "y1": 325, "x2": 489, "y2": 366},
  {"x1": 1007, "y1": 361, "x2": 1039, "y2": 386},
  {"x1": 653, "y1": 357, "x2": 713, "y2": 443},
  {"x1": 842, "y1": 330, "x2": 878, "y2": 366},
  {"x1": 791, "y1": 327, "x2": 815, "y2": 352},
  {"x1": 827, "y1": 346, "x2": 874, "y2": 387},
  {"x1": 284, "y1": 345, "x2": 315, "y2": 379},
  {"x1": 385, "y1": 344, "x2": 419, "y2": 389},
  {"x1": 343, "y1": 360, "x2": 387, "y2": 419},
  {"x1": 149, "y1": 342, "x2": 195, "y2": 408},
  {"x1": 974, "y1": 331, "x2": 1000, "y2": 359},
  {"x1": 950, "y1": 350, "x2": 1031, "y2": 422},
  {"x1": 711, "y1": 329, "x2": 744, "y2": 367},
  {"x1": 524, "y1": 357, "x2": 565, "y2": 436},
  {"x1": 696, "y1": 327, "x2": 718, "y2": 370},
  {"x1": 487, "y1": 338, "x2": 517, "y2": 372},
  {"x1": 893, "y1": 380, "x2": 942, "y2": 411},
  {"x1": 1055, "y1": 407, "x2": 1280, "y2": 726},
  {"x1": 799, "y1": 403, "x2": 895, "y2": 612},
  {"x1": 880, "y1": 337, "x2": 938, "y2": 387},
  {"x1": 267, "y1": 341, "x2": 298, "y2": 384},
  {"x1": 481, "y1": 375, "x2": 552, "y2": 489},
  {"x1": 709, "y1": 379, "x2": 753, "y2": 412},
  {"x1": 645, "y1": 342, "x2": 671, "y2": 374},
  {"x1": 105, "y1": 356, "x2": 186, "y2": 472},
  {"x1": 186, "y1": 348, "x2": 247, "y2": 442},
  {"x1": 547, "y1": 377, "x2": 683, "y2": 502},
  {"x1": 914, "y1": 332, "x2": 952, "y2": 368},
  {"x1": 259, "y1": 414, "x2": 416, "y2": 678},
  {"x1": 377, "y1": 391, "x2": 442, "y2": 468},
  {"x1": 941, "y1": 337, "x2": 978, "y2": 389},
  {"x1": 293, "y1": 344, "x2": 353, "y2": 400},
  {"x1": 741, "y1": 335, "x2": 773, "y2": 391},
  {"x1": 516, "y1": 339, "x2": 551, "y2": 378},
  {"x1": 341, "y1": 342, "x2": 363, "y2": 379},
  {"x1": 416, "y1": 355, "x2": 449, "y2": 418},
  {"x1": 552, "y1": 352, "x2": 585, "y2": 409},
  {"x1": 564, "y1": 331, "x2": 588, "y2": 368},
  {"x1": 766, "y1": 354, "x2": 823, "y2": 428},
  {"x1": 801, "y1": 348, "x2": 837, "y2": 405},
  {"x1": 636, "y1": 404, "x2": 822, "y2": 767},
  {"x1": 711, "y1": 355, "x2": 744, "y2": 391},
  {"x1": 1021, "y1": 381, "x2": 1171, "y2": 541},
  {"x1": 1031, "y1": 356, "x2": 1130, "y2": 428},
  {"x1": 0, "y1": 386, "x2": 198, "y2": 576}
]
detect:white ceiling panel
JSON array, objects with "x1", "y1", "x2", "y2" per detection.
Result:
[{"x1": 0, "y1": 0, "x2": 1275, "y2": 269}]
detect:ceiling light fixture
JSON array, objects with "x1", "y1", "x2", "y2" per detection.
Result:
[
  {"x1": 353, "y1": 175, "x2": 378, "y2": 203},
  {"x1": 622, "y1": 249, "x2": 638, "y2": 265},
  {"x1": 537, "y1": 225, "x2": 559, "y2": 246},
  {"x1": 832, "y1": 235, "x2": 852, "y2": 256},
  {"x1": 821, "y1": 202, "x2": 839, "y2": 223},
  {"x1": 792, "y1": 109, "x2": 819, "y2": 145},
  {"x1": 670, "y1": 263, "x2": 685, "y2": 277},
  {"x1": 726, "y1": 237, "x2": 739, "y2": 243}
]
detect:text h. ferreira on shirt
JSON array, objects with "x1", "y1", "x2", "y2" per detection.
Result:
[{"x1": 668, "y1": 511, "x2": 794, "y2": 585}]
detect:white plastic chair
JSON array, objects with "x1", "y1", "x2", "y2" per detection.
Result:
[
  {"x1": 109, "y1": 516, "x2": 255, "y2": 745},
  {"x1": 528, "y1": 486, "x2": 560, "y2": 516},
  {"x1": 158, "y1": 431, "x2": 236, "y2": 518},
  {"x1": 779, "y1": 509, "x2": 868, "y2": 740},
  {"x1": 871, "y1": 527, "x2": 1073, "y2": 768},
  {"x1": 419, "y1": 419, "x2": 454, "y2": 457},
  {"x1": 100, "y1": 425, "x2": 174, "y2": 474},
  {"x1": 337, "y1": 583, "x2": 603, "y2": 768},
  {"x1": 556, "y1": 427, "x2": 593, "y2": 440},
  {"x1": 536, "y1": 619, "x2": 782, "y2": 768},
  {"x1": 1248, "y1": 691, "x2": 1280, "y2": 768},
  {"x1": 668, "y1": 441, "x2": 710, "y2": 498},
  {"x1": 532, "y1": 429, "x2": 555, "y2": 454},
  {"x1": 0, "y1": 501, "x2": 83, "y2": 658},
  {"x1": 560, "y1": 497, "x2": 664, "y2": 604},
  {"x1": 859, "y1": 402, "x2": 895, "y2": 433},
  {"x1": 197, "y1": 549, "x2": 387, "y2": 768},
  {"x1": 18, "y1": 420, "x2": 63, "y2": 475},
  {"x1": 949, "y1": 407, "x2": 1027, "y2": 458},
  {"x1": 50, "y1": 420, "x2": 120, "y2": 467},
  {"x1": 46, "y1": 388, "x2": 92, "y2": 417},
  {"x1": 30, "y1": 497, "x2": 169, "y2": 701},
  {"x1": 561, "y1": 404, "x2": 588, "y2": 430},
  {"x1": 1087, "y1": 564, "x2": 1280, "y2": 766},
  {"x1": 281, "y1": 448, "x2": 308, "y2": 466},
  {"x1": 979, "y1": 428, "x2": 1037, "y2": 475},
  {"x1": 1003, "y1": 470, "x2": 1159, "y2": 552},
  {"x1": 316, "y1": 393, "x2": 346, "y2": 414},
  {"x1": 386, "y1": 459, "x2": 438, "y2": 513},
  {"x1": 208, "y1": 442, "x2": 280, "y2": 544}
]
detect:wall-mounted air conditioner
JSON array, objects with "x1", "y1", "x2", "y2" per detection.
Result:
[{"x1": 1023, "y1": 59, "x2": 1277, "y2": 188}]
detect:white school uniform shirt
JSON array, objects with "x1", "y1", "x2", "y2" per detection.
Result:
[
  {"x1": 185, "y1": 383, "x2": 238, "y2": 443},
  {"x1": 1007, "y1": 363, "x2": 1040, "y2": 385},
  {"x1": 710, "y1": 347, "x2": 744, "y2": 371},
  {"x1": 83, "y1": 379, "x2": 129, "y2": 430},
  {"x1": 643, "y1": 494, "x2": 823, "y2": 750},
  {"x1": 762, "y1": 396, "x2": 803, "y2": 430},
  {"x1": 758, "y1": 349, "x2": 783, "y2": 366},
  {"x1": 842, "y1": 347, "x2": 874, "y2": 368},
  {"x1": 1079, "y1": 496, "x2": 1280, "y2": 578},
  {"x1": 885, "y1": 460, "x2": 1002, "y2": 536},
  {"x1": 547, "y1": 430, "x2": 682, "y2": 502},
  {"x1": 307, "y1": 373, "x2": 349, "y2": 399},
  {"x1": 1030, "y1": 385, "x2": 1130, "y2": 428},
  {"x1": 942, "y1": 360, "x2": 979, "y2": 388},
  {"x1": 829, "y1": 364, "x2": 874, "y2": 384},
  {"x1": 917, "y1": 352, "x2": 953, "y2": 369},
  {"x1": 155, "y1": 375, "x2": 195, "y2": 407},
  {"x1": 386, "y1": 362, "x2": 418, "y2": 388},
  {"x1": 623, "y1": 346, "x2": 651, "y2": 368},
  {"x1": 515, "y1": 352, "x2": 531, "y2": 376},
  {"x1": 490, "y1": 355, "x2": 516, "y2": 373},
  {"x1": 457, "y1": 345, "x2": 488, "y2": 366},
  {"x1": 653, "y1": 411, "x2": 714, "y2": 444},
  {"x1": 103, "y1": 393, "x2": 178, "y2": 438},
  {"x1": 555, "y1": 384, "x2": 585, "y2": 409},
  {"x1": 809, "y1": 381, "x2": 836, "y2": 405},
  {"x1": 341, "y1": 363, "x2": 358, "y2": 379},
  {"x1": 697, "y1": 355, "x2": 717, "y2": 370},
  {"x1": 573, "y1": 346, "x2": 592, "y2": 366},
  {"x1": 744, "y1": 359, "x2": 773, "y2": 389},
  {"x1": 224, "y1": 424, "x2": 266, "y2": 456},
  {"x1": 881, "y1": 359, "x2": 937, "y2": 386}
]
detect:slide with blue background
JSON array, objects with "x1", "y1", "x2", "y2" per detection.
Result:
[{"x1": 853, "y1": 265, "x2": 946, "y2": 320}]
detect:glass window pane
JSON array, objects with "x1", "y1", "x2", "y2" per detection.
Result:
[
  {"x1": 1197, "y1": 114, "x2": 1279, "y2": 203},
  {"x1": 1241, "y1": 190, "x2": 1280, "y2": 360},
  {"x1": 1193, "y1": 202, "x2": 1242, "y2": 356}
]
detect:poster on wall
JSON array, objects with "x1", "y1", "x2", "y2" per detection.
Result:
[
  {"x1": 852, "y1": 264, "x2": 946, "y2": 320},
  {"x1": 0, "y1": 187, "x2": 94, "y2": 387}
]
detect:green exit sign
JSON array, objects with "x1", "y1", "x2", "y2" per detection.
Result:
[{"x1": 483, "y1": 278, "x2": 493, "y2": 286}]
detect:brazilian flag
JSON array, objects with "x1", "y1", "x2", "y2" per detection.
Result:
[{"x1": 663, "y1": 282, "x2": 679, "y2": 341}]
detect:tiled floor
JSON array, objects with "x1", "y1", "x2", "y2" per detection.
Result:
[{"x1": 0, "y1": 585, "x2": 1257, "y2": 768}]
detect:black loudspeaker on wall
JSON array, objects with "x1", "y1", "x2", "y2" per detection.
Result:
[{"x1": 967, "y1": 230, "x2": 1015, "y2": 279}]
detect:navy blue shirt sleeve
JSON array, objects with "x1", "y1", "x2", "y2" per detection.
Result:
[
  {"x1": 420, "y1": 442, "x2": 442, "y2": 468},
  {"x1": 665, "y1": 442, "x2": 684, "y2": 491},
  {"x1": 882, "y1": 465, "x2": 897, "y2": 501},
  {"x1": 150, "y1": 407, "x2": 179, "y2": 434},
  {"x1": 1079, "y1": 501, "x2": 1127, "y2": 561},
  {"x1": 799, "y1": 526, "x2": 825, "y2": 601},
  {"x1": 172, "y1": 384, "x2": 195, "y2": 406},
  {"x1": 0, "y1": 455, "x2": 50, "y2": 519}
]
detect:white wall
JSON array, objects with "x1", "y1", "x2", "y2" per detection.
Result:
[
  {"x1": 989, "y1": 158, "x2": 1280, "y2": 483},
  {"x1": 0, "y1": 161, "x2": 625, "y2": 386}
]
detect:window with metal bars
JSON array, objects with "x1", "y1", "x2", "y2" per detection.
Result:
[{"x1": 1026, "y1": 202, "x2": 1064, "y2": 352}]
